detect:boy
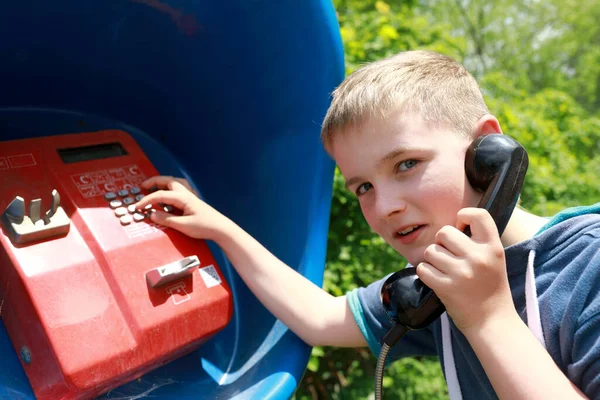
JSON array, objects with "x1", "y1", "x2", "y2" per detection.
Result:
[{"x1": 134, "y1": 51, "x2": 598, "y2": 399}]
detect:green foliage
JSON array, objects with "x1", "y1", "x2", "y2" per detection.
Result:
[
  {"x1": 484, "y1": 86, "x2": 600, "y2": 215},
  {"x1": 334, "y1": 0, "x2": 466, "y2": 75},
  {"x1": 294, "y1": 0, "x2": 600, "y2": 398},
  {"x1": 423, "y1": 0, "x2": 600, "y2": 112}
]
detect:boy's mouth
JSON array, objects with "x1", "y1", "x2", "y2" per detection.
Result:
[{"x1": 394, "y1": 225, "x2": 425, "y2": 243}]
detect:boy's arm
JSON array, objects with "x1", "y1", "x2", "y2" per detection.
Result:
[
  {"x1": 135, "y1": 176, "x2": 367, "y2": 348},
  {"x1": 214, "y1": 218, "x2": 367, "y2": 347},
  {"x1": 462, "y1": 314, "x2": 588, "y2": 399}
]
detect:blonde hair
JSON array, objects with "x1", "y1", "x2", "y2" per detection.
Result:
[{"x1": 321, "y1": 50, "x2": 490, "y2": 150}]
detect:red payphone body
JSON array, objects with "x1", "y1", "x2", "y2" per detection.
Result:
[{"x1": 0, "y1": 130, "x2": 233, "y2": 399}]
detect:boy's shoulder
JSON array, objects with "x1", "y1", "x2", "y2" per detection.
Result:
[
  {"x1": 531, "y1": 203, "x2": 600, "y2": 261},
  {"x1": 536, "y1": 202, "x2": 600, "y2": 237},
  {"x1": 506, "y1": 202, "x2": 600, "y2": 281},
  {"x1": 529, "y1": 203, "x2": 600, "y2": 315}
]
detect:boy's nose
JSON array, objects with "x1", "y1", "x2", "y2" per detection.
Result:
[{"x1": 375, "y1": 193, "x2": 407, "y2": 220}]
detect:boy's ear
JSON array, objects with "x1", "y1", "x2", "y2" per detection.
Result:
[{"x1": 472, "y1": 114, "x2": 503, "y2": 137}]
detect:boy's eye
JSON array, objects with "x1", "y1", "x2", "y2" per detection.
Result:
[
  {"x1": 397, "y1": 159, "x2": 418, "y2": 172},
  {"x1": 356, "y1": 182, "x2": 372, "y2": 196}
]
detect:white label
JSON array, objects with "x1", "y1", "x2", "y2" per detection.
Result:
[
  {"x1": 199, "y1": 265, "x2": 222, "y2": 288},
  {"x1": 166, "y1": 282, "x2": 191, "y2": 305},
  {"x1": 124, "y1": 222, "x2": 165, "y2": 238},
  {"x1": 8, "y1": 153, "x2": 36, "y2": 168}
]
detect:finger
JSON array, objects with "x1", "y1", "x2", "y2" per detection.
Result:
[
  {"x1": 423, "y1": 243, "x2": 461, "y2": 274},
  {"x1": 434, "y1": 225, "x2": 472, "y2": 257},
  {"x1": 134, "y1": 190, "x2": 190, "y2": 211},
  {"x1": 169, "y1": 180, "x2": 193, "y2": 193},
  {"x1": 140, "y1": 176, "x2": 193, "y2": 192},
  {"x1": 148, "y1": 209, "x2": 173, "y2": 225},
  {"x1": 416, "y1": 262, "x2": 451, "y2": 292},
  {"x1": 150, "y1": 212, "x2": 200, "y2": 238},
  {"x1": 149, "y1": 210, "x2": 184, "y2": 227},
  {"x1": 455, "y1": 208, "x2": 499, "y2": 243},
  {"x1": 139, "y1": 175, "x2": 174, "y2": 189}
]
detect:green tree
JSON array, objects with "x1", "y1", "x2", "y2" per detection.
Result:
[
  {"x1": 483, "y1": 82, "x2": 600, "y2": 215},
  {"x1": 423, "y1": 0, "x2": 600, "y2": 113}
]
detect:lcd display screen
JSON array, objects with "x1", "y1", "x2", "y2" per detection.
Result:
[{"x1": 58, "y1": 142, "x2": 128, "y2": 164}]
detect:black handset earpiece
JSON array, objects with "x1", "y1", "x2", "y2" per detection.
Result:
[
  {"x1": 463, "y1": 133, "x2": 529, "y2": 236},
  {"x1": 374, "y1": 134, "x2": 529, "y2": 400}
]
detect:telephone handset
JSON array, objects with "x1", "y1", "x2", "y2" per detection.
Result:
[{"x1": 374, "y1": 134, "x2": 529, "y2": 399}]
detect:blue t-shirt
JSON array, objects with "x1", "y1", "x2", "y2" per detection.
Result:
[{"x1": 347, "y1": 203, "x2": 600, "y2": 399}]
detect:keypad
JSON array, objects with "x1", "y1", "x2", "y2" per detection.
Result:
[
  {"x1": 103, "y1": 186, "x2": 173, "y2": 226},
  {"x1": 133, "y1": 213, "x2": 145, "y2": 222}
]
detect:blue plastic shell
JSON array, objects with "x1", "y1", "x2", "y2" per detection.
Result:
[{"x1": 0, "y1": 1, "x2": 344, "y2": 398}]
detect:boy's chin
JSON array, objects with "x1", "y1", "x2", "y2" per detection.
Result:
[
  {"x1": 406, "y1": 257, "x2": 424, "y2": 268},
  {"x1": 390, "y1": 244, "x2": 425, "y2": 267}
]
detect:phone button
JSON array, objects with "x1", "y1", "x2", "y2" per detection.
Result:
[{"x1": 104, "y1": 192, "x2": 117, "y2": 201}]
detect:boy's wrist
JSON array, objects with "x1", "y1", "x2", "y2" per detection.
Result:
[
  {"x1": 207, "y1": 216, "x2": 239, "y2": 246},
  {"x1": 460, "y1": 308, "x2": 523, "y2": 343}
]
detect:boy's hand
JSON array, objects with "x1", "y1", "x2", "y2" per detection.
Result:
[
  {"x1": 134, "y1": 176, "x2": 228, "y2": 241},
  {"x1": 416, "y1": 208, "x2": 516, "y2": 333}
]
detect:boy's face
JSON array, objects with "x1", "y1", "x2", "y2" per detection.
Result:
[{"x1": 330, "y1": 111, "x2": 483, "y2": 266}]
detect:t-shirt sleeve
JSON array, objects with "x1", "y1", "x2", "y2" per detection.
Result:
[{"x1": 346, "y1": 273, "x2": 438, "y2": 361}]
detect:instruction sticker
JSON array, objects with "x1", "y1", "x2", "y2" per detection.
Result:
[
  {"x1": 71, "y1": 164, "x2": 146, "y2": 198},
  {"x1": 199, "y1": 265, "x2": 222, "y2": 288}
]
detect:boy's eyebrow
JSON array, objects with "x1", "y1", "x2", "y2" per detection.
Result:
[
  {"x1": 344, "y1": 148, "x2": 408, "y2": 189},
  {"x1": 376, "y1": 148, "x2": 407, "y2": 170},
  {"x1": 344, "y1": 176, "x2": 362, "y2": 190}
]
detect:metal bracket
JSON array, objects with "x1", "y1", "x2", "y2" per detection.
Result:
[{"x1": 2, "y1": 189, "x2": 71, "y2": 245}]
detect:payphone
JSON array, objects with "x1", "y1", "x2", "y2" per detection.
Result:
[{"x1": 0, "y1": 129, "x2": 233, "y2": 399}]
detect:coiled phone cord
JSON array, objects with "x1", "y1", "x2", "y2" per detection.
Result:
[{"x1": 375, "y1": 323, "x2": 409, "y2": 400}]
